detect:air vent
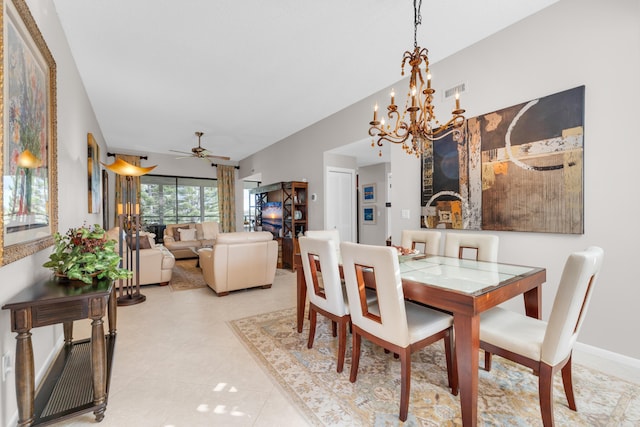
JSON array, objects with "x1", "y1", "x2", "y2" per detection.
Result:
[{"x1": 444, "y1": 82, "x2": 467, "y2": 100}]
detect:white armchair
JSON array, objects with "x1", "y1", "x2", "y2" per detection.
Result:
[{"x1": 199, "y1": 231, "x2": 278, "y2": 296}]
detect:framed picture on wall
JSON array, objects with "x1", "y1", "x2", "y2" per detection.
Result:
[
  {"x1": 88, "y1": 133, "x2": 101, "y2": 213},
  {"x1": 362, "y1": 183, "x2": 376, "y2": 203},
  {"x1": 1, "y1": 0, "x2": 58, "y2": 265},
  {"x1": 363, "y1": 206, "x2": 376, "y2": 225}
]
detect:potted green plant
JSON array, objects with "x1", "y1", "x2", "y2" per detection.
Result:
[{"x1": 43, "y1": 224, "x2": 132, "y2": 285}]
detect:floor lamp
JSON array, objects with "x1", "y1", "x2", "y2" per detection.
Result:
[{"x1": 102, "y1": 158, "x2": 156, "y2": 306}]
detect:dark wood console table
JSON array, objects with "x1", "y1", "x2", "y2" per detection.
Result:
[{"x1": 2, "y1": 277, "x2": 117, "y2": 426}]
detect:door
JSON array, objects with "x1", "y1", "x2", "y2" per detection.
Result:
[{"x1": 325, "y1": 167, "x2": 356, "y2": 242}]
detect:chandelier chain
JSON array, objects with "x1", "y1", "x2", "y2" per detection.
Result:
[{"x1": 413, "y1": 0, "x2": 422, "y2": 49}]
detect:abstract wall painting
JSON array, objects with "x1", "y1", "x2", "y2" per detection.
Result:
[
  {"x1": 88, "y1": 133, "x2": 101, "y2": 213},
  {"x1": 421, "y1": 86, "x2": 585, "y2": 234}
]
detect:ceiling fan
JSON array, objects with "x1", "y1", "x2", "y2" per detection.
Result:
[{"x1": 170, "y1": 131, "x2": 230, "y2": 161}]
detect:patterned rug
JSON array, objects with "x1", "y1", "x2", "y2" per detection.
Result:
[
  {"x1": 169, "y1": 259, "x2": 207, "y2": 291},
  {"x1": 230, "y1": 307, "x2": 640, "y2": 426}
]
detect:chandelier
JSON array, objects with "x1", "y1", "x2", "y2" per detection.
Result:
[{"x1": 369, "y1": 0, "x2": 466, "y2": 157}]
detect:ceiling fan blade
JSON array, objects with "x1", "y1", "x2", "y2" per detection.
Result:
[
  {"x1": 169, "y1": 149, "x2": 192, "y2": 156},
  {"x1": 205, "y1": 154, "x2": 231, "y2": 161}
]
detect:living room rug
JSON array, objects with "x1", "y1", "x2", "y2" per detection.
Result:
[
  {"x1": 169, "y1": 259, "x2": 207, "y2": 291},
  {"x1": 230, "y1": 307, "x2": 640, "y2": 426}
]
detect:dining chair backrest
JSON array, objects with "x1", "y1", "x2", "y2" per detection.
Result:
[
  {"x1": 444, "y1": 232, "x2": 499, "y2": 262},
  {"x1": 400, "y1": 229, "x2": 441, "y2": 255},
  {"x1": 340, "y1": 242, "x2": 410, "y2": 347},
  {"x1": 299, "y1": 236, "x2": 347, "y2": 316},
  {"x1": 541, "y1": 246, "x2": 604, "y2": 366},
  {"x1": 305, "y1": 229, "x2": 341, "y2": 259}
]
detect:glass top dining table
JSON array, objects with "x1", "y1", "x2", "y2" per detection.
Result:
[{"x1": 294, "y1": 252, "x2": 546, "y2": 427}]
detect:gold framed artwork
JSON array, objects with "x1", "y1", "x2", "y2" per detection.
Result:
[
  {"x1": 88, "y1": 133, "x2": 100, "y2": 213},
  {"x1": 1, "y1": 0, "x2": 58, "y2": 265}
]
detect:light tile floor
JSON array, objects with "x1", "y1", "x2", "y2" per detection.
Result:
[
  {"x1": 55, "y1": 268, "x2": 640, "y2": 427},
  {"x1": 59, "y1": 269, "x2": 308, "y2": 427}
]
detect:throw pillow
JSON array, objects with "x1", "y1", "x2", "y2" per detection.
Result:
[
  {"x1": 178, "y1": 228, "x2": 197, "y2": 241},
  {"x1": 173, "y1": 225, "x2": 191, "y2": 241},
  {"x1": 126, "y1": 235, "x2": 152, "y2": 250},
  {"x1": 202, "y1": 221, "x2": 218, "y2": 240}
]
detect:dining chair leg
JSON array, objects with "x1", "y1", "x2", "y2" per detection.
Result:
[
  {"x1": 399, "y1": 347, "x2": 411, "y2": 422},
  {"x1": 336, "y1": 318, "x2": 347, "y2": 373},
  {"x1": 350, "y1": 332, "x2": 362, "y2": 383},
  {"x1": 484, "y1": 350, "x2": 493, "y2": 371},
  {"x1": 539, "y1": 363, "x2": 556, "y2": 427},
  {"x1": 561, "y1": 356, "x2": 577, "y2": 411},
  {"x1": 444, "y1": 329, "x2": 458, "y2": 395},
  {"x1": 331, "y1": 320, "x2": 337, "y2": 337},
  {"x1": 307, "y1": 307, "x2": 317, "y2": 349}
]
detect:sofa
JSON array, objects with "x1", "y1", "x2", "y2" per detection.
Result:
[
  {"x1": 163, "y1": 222, "x2": 219, "y2": 259},
  {"x1": 198, "y1": 231, "x2": 278, "y2": 296},
  {"x1": 106, "y1": 227, "x2": 175, "y2": 286}
]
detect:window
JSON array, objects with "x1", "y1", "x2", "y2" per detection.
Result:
[{"x1": 140, "y1": 175, "x2": 219, "y2": 225}]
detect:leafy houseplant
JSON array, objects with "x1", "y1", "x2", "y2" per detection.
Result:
[{"x1": 43, "y1": 224, "x2": 132, "y2": 285}]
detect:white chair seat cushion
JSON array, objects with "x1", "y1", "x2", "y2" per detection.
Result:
[
  {"x1": 480, "y1": 307, "x2": 547, "y2": 361},
  {"x1": 405, "y1": 302, "x2": 453, "y2": 343}
]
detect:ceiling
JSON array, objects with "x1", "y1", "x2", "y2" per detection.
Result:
[{"x1": 52, "y1": 0, "x2": 559, "y2": 165}]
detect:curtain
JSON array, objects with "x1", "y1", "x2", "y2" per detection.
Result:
[
  {"x1": 113, "y1": 154, "x2": 142, "y2": 225},
  {"x1": 217, "y1": 165, "x2": 236, "y2": 232}
]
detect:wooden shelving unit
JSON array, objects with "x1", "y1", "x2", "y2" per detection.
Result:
[{"x1": 251, "y1": 181, "x2": 308, "y2": 270}]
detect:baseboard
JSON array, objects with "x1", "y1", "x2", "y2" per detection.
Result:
[{"x1": 574, "y1": 342, "x2": 640, "y2": 384}]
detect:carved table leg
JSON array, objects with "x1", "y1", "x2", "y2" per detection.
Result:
[
  {"x1": 15, "y1": 329, "x2": 35, "y2": 427},
  {"x1": 90, "y1": 297, "x2": 107, "y2": 421},
  {"x1": 108, "y1": 285, "x2": 117, "y2": 335}
]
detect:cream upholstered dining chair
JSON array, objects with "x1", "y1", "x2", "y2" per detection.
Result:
[
  {"x1": 444, "y1": 232, "x2": 499, "y2": 262},
  {"x1": 305, "y1": 229, "x2": 341, "y2": 259},
  {"x1": 400, "y1": 229, "x2": 441, "y2": 255},
  {"x1": 298, "y1": 236, "x2": 349, "y2": 372},
  {"x1": 479, "y1": 246, "x2": 604, "y2": 427},
  {"x1": 340, "y1": 242, "x2": 457, "y2": 422}
]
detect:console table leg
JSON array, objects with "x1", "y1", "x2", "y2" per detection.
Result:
[
  {"x1": 90, "y1": 303, "x2": 107, "y2": 420},
  {"x1": 108, "y1": 285, "x2": 117, "y2": 335},
  {"x1": 63, "y1": 321, "x2": 73, "y2": 345},
  {"x1": 15, "y1": 330, "x2": 35, "y2": 427}
]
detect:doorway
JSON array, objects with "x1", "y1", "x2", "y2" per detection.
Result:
[{"x1": 325, "y1": 167, "x2": 356, "y2": 242}]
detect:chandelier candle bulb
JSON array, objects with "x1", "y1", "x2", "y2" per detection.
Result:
[
  {"x1": 427, "y1": 74, "x2": 431, "y2": 89},
  {"x1": 455, "y1": 93, "x2": 460, "y2": 110},
  {"x1": 373, "y1": 104, "x2": 378, "y2": 121},
  {"x1": 390, "y1": 90, "x2": 395, "y2": 105}
]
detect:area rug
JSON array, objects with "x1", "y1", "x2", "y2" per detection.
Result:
[
  {"x1": 229, "y1": 307, "x2": 640, "y2": 426},
  {"x1": 169, "y1": 259, "x2": 207, "y2": 291}
]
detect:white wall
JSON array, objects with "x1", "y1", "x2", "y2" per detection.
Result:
[
  {"x1": 240, "y1": 0, "x2": 640, "y2": 360},
  {"x1": 0, "y1": 0, "x2": 108, "y2": 423},
  {"x1": 358, "y1": 163, "x2": 388, "y2": 245}
]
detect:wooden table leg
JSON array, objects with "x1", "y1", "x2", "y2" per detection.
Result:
[
  {"x1": 15, "y1": 329, "x2": 34, "y2": 427},
  {"x1": 296, "y1": 267, "x2": 306, "y2": 333},
  {"x1": 63, "y1": 321, "x2": 73, "y2": 345},
  {"x1": 454, "y1": 313, "x2": 480, "y2": 427},
  {"x1": 90, "y1": 297, "x2": 107, "y2": 421},
  {"x1": 108, "y1": 285, "x2": 117, "y2": 335},
  {"x1": 523, "y1": 285, "x2": 542, "y2": 319}
]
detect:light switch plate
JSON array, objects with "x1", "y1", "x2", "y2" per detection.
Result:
[{"x1": 401, "y1": 209, "x2": 410, "y2": 219}]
